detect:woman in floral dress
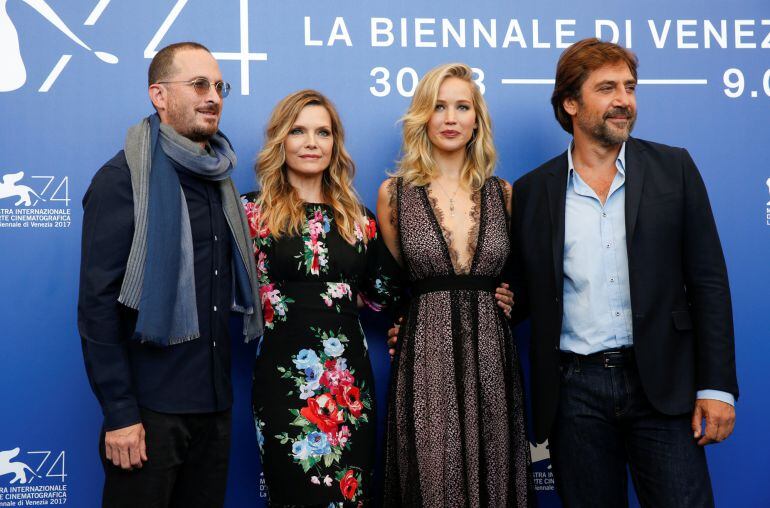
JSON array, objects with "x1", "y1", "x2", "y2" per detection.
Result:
[{"x1": 242, "y1": 90, "x2": 400, "y2": 507}]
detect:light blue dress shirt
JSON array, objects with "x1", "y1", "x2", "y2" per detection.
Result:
[{"x1": 560, "y1": 142, "x2": 734, "y2": 406}]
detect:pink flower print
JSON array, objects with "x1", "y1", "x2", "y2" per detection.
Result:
[
  {"x1": 256, "y1": 251, "x2": 268, "y2": 279},
  {"x1": 320, "y1": 283, "x2": 352, "y2": 311},
  {"x1": 338, "y1": 425, "x2": 351, "y2": 447},
  {"x1": 242, "y1": 200, "x2": 261, "y2": 238},
  {"x1": 319, "y1": 369, "x2": 342, "y2": 395},
  {"x1": 338, "y1": 369, "x2": 355, "y2": 387},
  {"x1": 258, "y1": 283, "x2": 292, "y2": 329}
]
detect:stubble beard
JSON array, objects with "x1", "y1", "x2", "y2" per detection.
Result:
[
  {"x1": 166, "y1": 97, "x2": 220, "y2": 143},
  {"x1": 589, "y1": 108, "x2": 636, "y2": 147}
]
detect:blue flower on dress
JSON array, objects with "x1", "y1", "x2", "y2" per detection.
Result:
[
  {"x1": 292, "y1": 439, "x2": 310, "y2": 460},
  {"x1": 304, "y1": 362, "x2": 323, "y2": 388},
  {"x1": 307, "y1": 431, "x2": 331, "y2": 456},
  {"x1": 322, "y1": 216, "x2": 331, "y2": 233},
  {"x1": 335, "y1": 357, "x2": 348, "y2": 372},
  {"x1": 323, "y1": 337, "x2": 345, "y2": 358},
  {"x1": 254, "y1": 416, "x2": 265, "y2": 453},
  {"x1": 293, "y1": 349, "x2": 320, "y2": 370},
  {"x1": 299, "y1": 383, "x2": 316, "y2": 400}
]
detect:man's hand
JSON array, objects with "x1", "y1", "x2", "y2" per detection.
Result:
[
  {"x1": 494, "y1": 283, "x2": 515, "y2": 318},
  {"x1": 105, "y1": 423, "x2": 148, "y2": 470},
  {"x1": 387, "y1": 317, "x2": 402, "y2": 361},
  {"x1": 692, "y1": 399, "x2": 736, "y2": 446}
]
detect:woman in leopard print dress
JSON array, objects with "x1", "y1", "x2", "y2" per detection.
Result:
[{"x1": 377, "y1": 64, "x2": 534, "y2": 507}]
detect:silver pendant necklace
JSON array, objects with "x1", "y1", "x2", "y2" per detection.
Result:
[{"x1": 434, "y1": 178, "x2": 461, "y2": 217}]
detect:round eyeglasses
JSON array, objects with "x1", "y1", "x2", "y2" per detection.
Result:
[{"x1": 156, "y1": 78, "x2": 231, "y2": 98}]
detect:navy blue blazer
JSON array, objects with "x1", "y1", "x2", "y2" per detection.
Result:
[{"x1": 509, "y1": 137, "x2": 738, "y2": 443}]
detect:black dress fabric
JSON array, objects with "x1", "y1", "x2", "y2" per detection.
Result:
[
  {"x1": 383, "y1": 177, "x2": 534, "y2": 507},
  {"x1": 242, "y1": 193, "x2": 401, "y2": 507}
]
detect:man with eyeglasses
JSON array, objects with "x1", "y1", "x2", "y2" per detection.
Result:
[{"x1": 78, "y1": 42, "x2": 262, "y2": 507}]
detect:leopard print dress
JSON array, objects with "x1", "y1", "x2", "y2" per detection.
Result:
[{"x1": 384, "y1": 177, "x2": 534, "y2": 507}]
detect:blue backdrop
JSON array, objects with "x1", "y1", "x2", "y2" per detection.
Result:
[{"x1": 1, "y1": 1, "x2": 768, "y2": 506}]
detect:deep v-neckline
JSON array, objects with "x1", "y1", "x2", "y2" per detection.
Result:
[{"x1": 420, "y1": 183, "x2": 484, "y2": 275}]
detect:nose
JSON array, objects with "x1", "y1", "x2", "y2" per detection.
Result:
[
  {"x1": 203, "y1": 83, "x2": 222, "y2": 104},
  {"x1": 444, "y1": 107, "x2": 457, "y2": 124},
  {"x1": 304, "y1": 134, "x2": 318, "y2": 148},
  {"x1": 613, "y1": 88, "x2": 632, "y2": 107}
]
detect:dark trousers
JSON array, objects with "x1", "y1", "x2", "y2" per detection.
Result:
[
  {"x1": 100, "y1": 408, "x2": 232, "y2": 508},
  {"x1": 549, "y1": 350, "x2": 714, "y2": 508}
]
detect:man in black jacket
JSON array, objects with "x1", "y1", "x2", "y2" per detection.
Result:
[
  {"x1": 78, "y1": 42, "x2": 261, "y2": 508},
  {"x1": 509, "y1": 38, "x2": 738, "y2": 507}
]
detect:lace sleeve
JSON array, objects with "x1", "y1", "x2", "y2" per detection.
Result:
[
  {"x1": 495, "y1": 176, "x2": 513, "y2": 225},
  {"x1": 387, "y1": 177, "x2": 398, "y2": 227},
  {"x1": 380, "y1": 177, "x2": 403, "y2": 267}
]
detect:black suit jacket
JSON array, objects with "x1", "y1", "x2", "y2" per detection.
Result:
[{"x1": 509, "y1": 137, "x2": 738, "y2": 443}]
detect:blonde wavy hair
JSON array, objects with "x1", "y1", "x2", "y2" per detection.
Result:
[
  {"x1": 394, "y1": 63, "x2": 496, "y2": 190},
  {"x1": 255, "y1": 90, "x2": 368, "y2": 244}
]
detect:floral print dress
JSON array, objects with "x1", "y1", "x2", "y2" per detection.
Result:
[{"x1": 242, "y1": 193, "x2": 400, "y2": 507}]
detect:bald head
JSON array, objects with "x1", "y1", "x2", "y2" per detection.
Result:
[{"x1": 148, "y1": 41, "x2": 212, "y2": 87}]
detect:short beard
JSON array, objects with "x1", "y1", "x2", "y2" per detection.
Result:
[
  {"x1": 592, "y1": 118, "x2": 635, "y2": 146},
  {"x1": 165, "y1": 96, "x2": 219, "y2": 143},
  {"x1": 587, "y1": 107, "x2": 636, "y2": 146},
  {"x1": 183, "y1": 125, "x2": 217, "y2": 143}
]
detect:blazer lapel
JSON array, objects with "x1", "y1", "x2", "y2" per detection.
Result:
[
  {"x1": 624, "y1": 138, "x2": 646, "y2": 249},
  {"x1": 546, "y1": 153, "x2": 568, "y2": 298}
]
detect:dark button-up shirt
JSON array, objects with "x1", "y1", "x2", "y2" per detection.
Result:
[{"x1": 78, "y1": 150, "x2": 234, "y2": 431}]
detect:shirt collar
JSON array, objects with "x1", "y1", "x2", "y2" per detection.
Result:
[{"x1": 567, "y1": 140, "x2": 626, "y2": 183}]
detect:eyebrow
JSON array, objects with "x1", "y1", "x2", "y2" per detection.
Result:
[
  {"x1": 290, "y1": 123, "x2": 332, "y2": 130},
  {"x1": 594, "y1": 79, "x2": 637, "y2": 87}
]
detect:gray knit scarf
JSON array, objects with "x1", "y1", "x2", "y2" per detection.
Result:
[{"x1": 118, "y1": 114, "x2": 262, "y2": 345}]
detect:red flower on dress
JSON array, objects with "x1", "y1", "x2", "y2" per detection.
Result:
[
  {"x1": 311, "y1": 249, "x2": 320, "y2": 274},
  {"x1": 259, "y1": 284, "x2": 274, "y2": 325},
  {"x1": 338, "y1": 425, "x2": 351, "y2": 446},
  {"x1": 300, "y1": 394, "x2": 342, "y2": 434},
  {"x1": 338, "y1": 370, "x2": 355, "y2": 387},
  {"x1": 335, "y1": 385, "x2": 363, "y2": 418},
  {"x1": 243, "y1": 201, "x2": 270, "y2": 240},
  {"x1": 339, "y1": 470, "x2": 358, "y2": 500},
  {"x1": 243, "y1": 201, "x2": 259, "y2": 238},
  {"x1": 319, "y1": 370, "x2": 341, "y2": 395},
  {"x1": 366, "y1": 217, "x2": 377, "y2": 240}
]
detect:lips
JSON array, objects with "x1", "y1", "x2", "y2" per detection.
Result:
[
  {"x1": 300, "y1": 154, "x2": 322, "y2": 159},
  {"x1": 441, "y1": 130, "x2": 461, "y2": 137},
  {"x1": 604, "y1": 108, "x2": 632, "y2": 121},
  {"x1": 196, "y1": 108, "x2": 219, "y2": 118}
]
